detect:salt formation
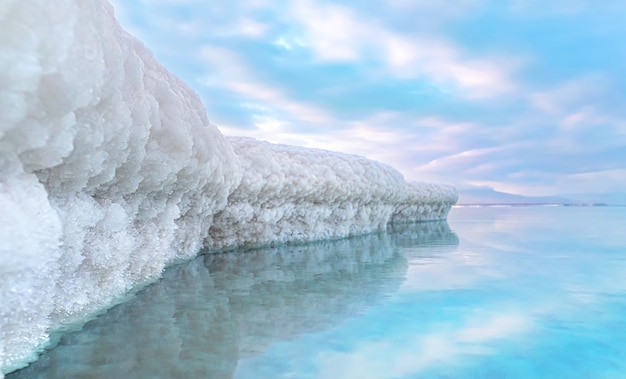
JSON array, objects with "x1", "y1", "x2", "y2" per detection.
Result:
[
  {"x1": 0, "y1": 0, "x2": 456, "y2": 375},
  {"x1": 209, "y1": 137, "x2": 455, "y2": 249}
]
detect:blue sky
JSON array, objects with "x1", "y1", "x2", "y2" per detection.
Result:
[{"x1": 110, "y1": 0, "x2": 626, "y2": 197}]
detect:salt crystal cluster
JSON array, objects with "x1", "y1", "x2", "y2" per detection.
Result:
[{"x1": 0, "y1": 0, "x2": 456, "y2": 374}]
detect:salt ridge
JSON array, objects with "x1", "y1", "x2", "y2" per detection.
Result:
[{"x1": 0, "y1": 0, "x2": 456, "y2": 374}]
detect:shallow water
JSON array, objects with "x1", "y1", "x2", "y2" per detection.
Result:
[{"x1": 9, "y1": 206, "x2": 626, "y2": 378}]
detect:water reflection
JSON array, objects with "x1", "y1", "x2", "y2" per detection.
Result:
[
  {"x1": 234, "y1": 207, "x2": 626, "y2": 379},
  {"x1": 10, "y1": 221, "x2": 458, "y2": 379}
]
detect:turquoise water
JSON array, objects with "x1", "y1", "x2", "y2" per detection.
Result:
[{"x1": 9, "y1": 206, "x2": 626, "y2": 378}]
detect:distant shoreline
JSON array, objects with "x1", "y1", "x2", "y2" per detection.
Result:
[{"x1": 454, "y1": 203, "x2": 624, "y2": 208}]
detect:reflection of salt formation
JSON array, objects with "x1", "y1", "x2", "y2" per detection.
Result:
[
  {"x1": 9, "y1": 259, "x2": 238, "y2": 379},
  {"x1": 9, "y1": 223, "x2": 458, "y2": 378},
  {"x1": 8, "y1": 231, "x2": 402, "y2": 378},
  {"x1": 388, "y1": 221, "x2": 460, "y2": 248},
  {"x1": 0, "y1": 0, "x2": 456, "y2": 374},
  {"x1": 209, "y1": 234, "x2": 406, "y2": 357}
]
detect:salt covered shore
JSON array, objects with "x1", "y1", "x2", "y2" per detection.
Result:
[{"x1": 0, "y1": 0, "x2": 456, "y2": 374}]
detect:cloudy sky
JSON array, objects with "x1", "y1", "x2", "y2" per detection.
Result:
[{"x1": 110, "y1": 0, "x2": 626, "y2": 197}]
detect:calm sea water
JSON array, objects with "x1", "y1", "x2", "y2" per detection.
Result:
[{"x1": 9, "y1": 206, "x2": 626, "y2": 379}]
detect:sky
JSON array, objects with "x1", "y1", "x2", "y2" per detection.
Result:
[{"x1": 109, "y1": 0, "x2": 626, "y2": 197}]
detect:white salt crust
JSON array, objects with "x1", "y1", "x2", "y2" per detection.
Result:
[{"x1": 0, "y1": 0, "x2": 457, "y2": 374}]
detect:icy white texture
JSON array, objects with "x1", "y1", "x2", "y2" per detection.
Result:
[
  {"x1": 0, "y1": 0, "x2": 456, "y2": 375},
  {"x1": 208, "y1": 138, "x2": 457, "y2": 249}
]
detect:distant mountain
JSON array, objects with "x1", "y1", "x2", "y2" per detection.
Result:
[
  {"x1": 458, "y1": 188, "x2": 625, "y2": 205},
  {"x1": 560, "y1": 192, "x2": 626, "y2": 206},
  {"x1": 458, "y1": 188, "x2": 572, "y2": 205}
]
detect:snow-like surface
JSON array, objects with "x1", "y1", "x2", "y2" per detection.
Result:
[
  {"x1": 209, "y1": 137, "x2": 455, "y2": 249},
  {"x1": 0, "y1": 0, "x2": 456, "y2": 374}
]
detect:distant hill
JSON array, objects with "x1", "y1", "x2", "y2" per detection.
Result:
[
  {"x1": 560, "y1": 192, "x2": 626, "y2": 206},
  {"x1": 459, "y1": 188, "x2": 626, "y2": 205},
  {"x1": 458, "y1": 188, "x2": 572, "y2": 205}
]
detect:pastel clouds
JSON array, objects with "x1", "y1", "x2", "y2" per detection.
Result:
[
  {"x1": 286, "y1": 0, "x2": 518, "y2": 98},
  {"x1": 110, "y1": 0, "x2": 626, "y2": 198}
]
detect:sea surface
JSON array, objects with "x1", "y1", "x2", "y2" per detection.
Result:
[{"x1": 9, "y1": 206, "x2": 626, "y2": 378}]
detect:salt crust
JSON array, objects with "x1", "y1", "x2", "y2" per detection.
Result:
[{"x1": 0, "y1": 0, "x2": 457, "y2": 374}]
